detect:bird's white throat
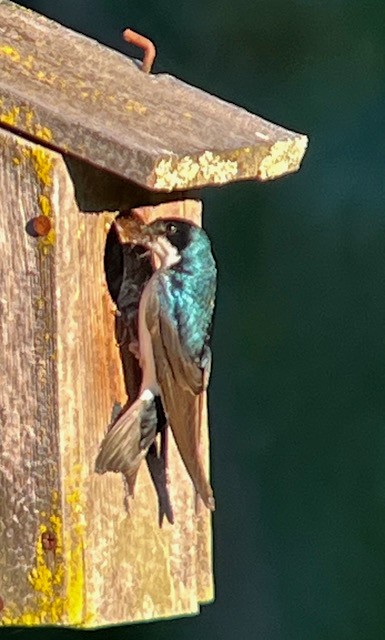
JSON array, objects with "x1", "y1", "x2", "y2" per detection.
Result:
[{"x1": 149, "y1": 236, "x2": 181, "y2": 270}]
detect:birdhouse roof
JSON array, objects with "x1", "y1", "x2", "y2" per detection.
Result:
[{"x1": 0, "y1": 0, "x2": 308, "y2": 192}]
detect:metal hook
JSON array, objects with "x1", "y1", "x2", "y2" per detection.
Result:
[{"x1": 123, "y1": 28, "x2": 156, "y2": 74}]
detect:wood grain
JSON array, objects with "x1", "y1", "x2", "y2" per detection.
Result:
[
  {"x1": 0, "y1": 107, "x2": 61, "y2": 627},
  {"x1": 0, "y1": 128, "x2": 213, "y2": 628},
  {"x1": 0, "y1": 0, "x2": 308, "y2": 191}
]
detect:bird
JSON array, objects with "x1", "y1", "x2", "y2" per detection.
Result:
[
  {"x1": 102, "y1": 217, "x2": 174, "y2": 525},
  {"x1": 96, "y1": 213, "x2": 217, "y2": 514}
]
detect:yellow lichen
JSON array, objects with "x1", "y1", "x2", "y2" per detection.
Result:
[
  {"x1": 34, "y1": 70, "x2": 58, "y2": 87},
  {"x1": 0, "y1": 106, "x2": 20, "y2": 127},
  {"x1": 0, "y1": 44, "x2": 21, "y2": 63},
  {"x1": 34, "y1": 124, "x2": 53, "y2": 143},
  {"x1": 125, "y1": 99, "x2": 147, "y2": 115},
  {"x1": 0, "y1": 101, "x2": 53, "y2": 144},
  {"x1": 154, "y1": 150, "x2": 238, "y2": 191},
  {"x1": 41, "y1": 229, "x2": 56, "y2": 248},
  {"x1": 30, "y1": 147, "x2": 53, "y2": 188},
  {"x1": 0, "y1": 479, "x2": 90, "y2": 628},
  {"x1": 1, "y1": 492, "x2": 65, "y2": 626},
  {"x1": 23, "y1": 146, "x2": 56, "y2": 251},
  {"x1": 0, "y1": 43, "x2": 58, "y2": 86},
  {"x1": 38, "y1": 194, "x2": 51, "y2": 216},
  {"x1": 257, "y1": 136, "x2": 309, "y2": 180},
  {"x1": 153, "y1": 134, "x2": 308, "y2": 190},
  {"x1": 13, "y1": 143, "x2": 57, "y2": 251},
  {"x1": 64, "y1": 486, "x2": 86, "y2": 624},
  {"x1": 35, "y1": 297, "x2": 46, "y2": 310},
  {"x1": 23, "y1": 54, "x2": 34, "y2": 70},
  {"x1": 28, "y1": 148, "x2": 55, "y2": 250}
]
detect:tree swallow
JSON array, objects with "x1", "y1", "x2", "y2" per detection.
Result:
[{"x1": 96, "y1": 214, "x2": 216, "y2": 514}]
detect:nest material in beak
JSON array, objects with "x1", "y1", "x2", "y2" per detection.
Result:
[{"x1": 114, "y1": 216, "x2": 151, "y2": 246}]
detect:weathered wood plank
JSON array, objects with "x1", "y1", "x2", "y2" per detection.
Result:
[
  {"x1": 0, "y1": 128, "x2": 213, "y2": 627},
  {"x1": 0, "y1": 114, "x2": 61, "y2": 626},
  {"x1": 0, "y1": 0, "x2": 307, "y2": 192}
]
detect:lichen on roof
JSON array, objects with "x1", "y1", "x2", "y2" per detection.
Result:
[{"x1": 0, "y1": 0, "x2": 308, "y2": 191}]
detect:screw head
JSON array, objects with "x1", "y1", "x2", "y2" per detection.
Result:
[
  {"x1": 41, "y1": 530, "x2": 57, "y2": 551},
  {"x1": 26, "y1": 215, "x2": 52, "y2": 238},
  {"x1": 32, "y1": 215, "x2": 52, "y2": 237}
]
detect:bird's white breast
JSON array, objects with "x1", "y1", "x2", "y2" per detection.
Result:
[
  {"x1": 138, "y1": 235, "x2": 180, "y2": 397},
  {"x1": 138, "y1": 276, "x2": 159, "y2": 396},
  {"x1": 149, "y1": 236, "x2": 181, "y2": 269}
]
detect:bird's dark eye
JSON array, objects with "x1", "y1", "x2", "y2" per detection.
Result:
[{"x1": 166, "y1": 222, "x2": 177, "y2": 236}]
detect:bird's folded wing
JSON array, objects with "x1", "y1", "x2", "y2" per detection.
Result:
[
  {"x1": 145, "y1": 278, "x2": 215, "y2": 510},
  {"x1": 146, "y1": 278, "x2": 211, "y2": 394}
]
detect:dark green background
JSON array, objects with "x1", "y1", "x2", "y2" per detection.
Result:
[{"x1": 5, "y1": 1, "x2": 385, "y2": 639}]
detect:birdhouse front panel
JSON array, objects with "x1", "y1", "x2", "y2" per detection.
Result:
[{"x1": 0, "y1": 127, "x2": 213, "y2": 627}]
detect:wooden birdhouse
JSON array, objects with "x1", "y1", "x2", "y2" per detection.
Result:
[{"x1": 0, "y1": 0, "x2": 308, "y2": 629}]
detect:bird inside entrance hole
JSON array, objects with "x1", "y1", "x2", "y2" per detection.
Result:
[{"x1": 97, "y1": 212, "x2": 216, "y2": 525}]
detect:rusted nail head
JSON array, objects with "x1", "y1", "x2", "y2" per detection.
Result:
[
  {"x1": 32, "y1": 215, "x2": 51, "y2": 237},
  {"x1": 41, "y1": 530, "x2": 57, "y2": 551},
  {"x1": 123, "y1": 28, "x2": 156, "y2": 73}
]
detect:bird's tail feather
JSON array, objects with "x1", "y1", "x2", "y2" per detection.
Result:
[
  {"x1": 146, "y1": 436, "x2": 175, "y2": 527},
  {"x1": 95, "y1": 393, "x2": 154, "y2": 476},
  {"x1": 163, "y1": 384, "x2": 215, "y2": 511}
]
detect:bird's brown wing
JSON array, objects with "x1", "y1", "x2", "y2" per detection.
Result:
[{"x1": 145, "y1": 279, "x2": 215, "y2": 511}]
